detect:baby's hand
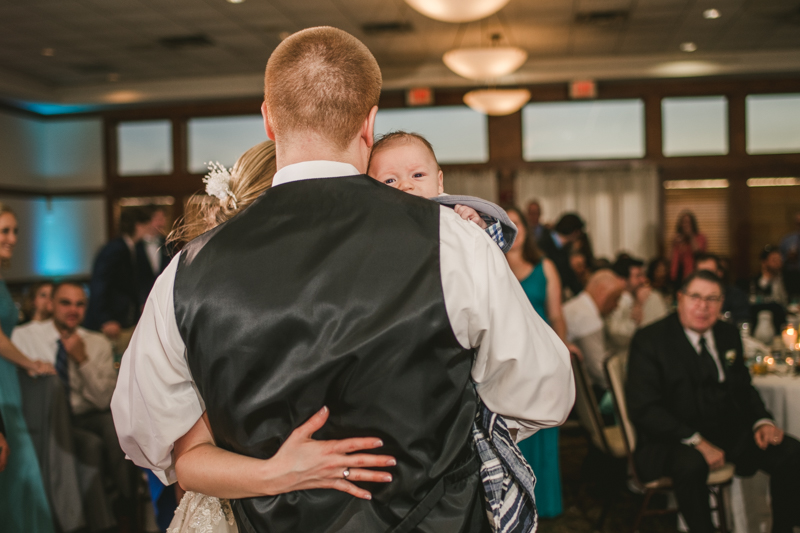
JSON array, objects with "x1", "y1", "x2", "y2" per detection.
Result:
[{"x1": 454, "y1": 205, "x2": 487, "y2": 229}]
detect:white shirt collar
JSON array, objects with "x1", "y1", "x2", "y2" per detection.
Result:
[
  {"x1": 683, "y1": 327, "x2": 717, "y2": 356},
  {"x1": 272, "y1": 161, "x2": 361, "y2": 188}
]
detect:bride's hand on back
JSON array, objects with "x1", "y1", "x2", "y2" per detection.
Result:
[{"x1": 266, "y1": 406, "x2": 395, "y2": 500}]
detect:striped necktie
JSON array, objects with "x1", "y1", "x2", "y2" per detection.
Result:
[{"x1": 55, "y1": 340, "x2": 71, "y2": 396}]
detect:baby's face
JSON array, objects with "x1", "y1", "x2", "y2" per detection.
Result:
[{"x1": 368, "y1": 141, "x2": 443, "y2": 199}]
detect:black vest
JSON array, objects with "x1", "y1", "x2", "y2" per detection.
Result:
[{"x1": 174, "y1": 176, "x2": 483, "y2": 532}]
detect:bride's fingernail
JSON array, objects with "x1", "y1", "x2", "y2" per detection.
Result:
[
  {"x1": 387, "y1": 459, "x2": 396, "y2": 466},
  {"x1": 384, "y1": 475, "x2": 392, "y2": 482},
  {"x1": 374, "y1": 440, "x2": 383, "y2": 447},
  {"x1": 364, "y1": 494, "x2": 372, "y2": 500},
  {"x1": 320, "y1": 406, "x2": 328, "y2": 414}
]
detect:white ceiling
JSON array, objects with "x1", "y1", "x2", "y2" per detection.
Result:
[{"x1": 1, "y1": 0, "x2": 799, "y2": 107}]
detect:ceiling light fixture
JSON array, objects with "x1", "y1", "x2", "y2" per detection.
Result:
[
  {"x1": 680, "y1": 42, "x2": 697, "y2": 52},
  {"x1": 227, "y1": 0, "x2": 245, "y2": 4},
  {"x1": 41, "y1": 48, "x2": 55, "y2": 57},
  {"x1": 703, "y1": 9, "x2": 721, "y2": 19},
  {"x1": 404, "y1": 0, "x2": 510, "y2": 23},
  {"x1": 463, "y1": 88, "x2": 531, "y2": 116},
  {"x1": 443, "y1": 46, "x2": 527, "y2": 80}
]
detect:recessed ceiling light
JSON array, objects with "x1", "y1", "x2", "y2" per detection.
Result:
[
  {"x1": 680, "y1": 42, "x2": 697, "y2": 52},
  {"x1": 41, "y1": 47, "x2": 55, "y2": 57},
  {"x1": 227, "y1": 0, "x2": 245, "y2": 3},
  {"x1": 703, "y1": 9, "x2": 721, "y2": 19}
]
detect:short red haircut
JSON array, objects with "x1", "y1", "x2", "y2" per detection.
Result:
[{"x1": 264, "y1": 27, "x2": 382, "y2": 151}]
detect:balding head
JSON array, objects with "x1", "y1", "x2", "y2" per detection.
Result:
[
  {"x1": 584, "y1": 269, "x2": 627, "y2": 316},
  {"x1": 264, "y1": 27, "x2": 382, "y2": 151}
]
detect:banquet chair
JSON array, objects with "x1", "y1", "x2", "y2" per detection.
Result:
[
  {"x1": 571, "y1": 353, "x2": 627, "y2": 529},
  {"x1": 604, "y1": 353, "x2": 734, "y2": 533}
]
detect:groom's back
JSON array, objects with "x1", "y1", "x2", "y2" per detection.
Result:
[{"x1": 174, "y1": 175, "x2": 480, "y2": 531}]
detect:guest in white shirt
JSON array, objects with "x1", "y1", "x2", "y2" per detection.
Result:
[
  {"x1": 607, "y1": 253, "x2": 668, "y2": 352},
  {"x1": 563, "y1": 269, "x2": 627, "y2": 390},
  {"x1": 13, "y1": 282, "x2": 131, "y2": 508}
]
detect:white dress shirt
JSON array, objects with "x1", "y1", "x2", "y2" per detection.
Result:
[
  {"x1": 112, "y1": 160, "x2": 575, "y2": 485},
  {"x1": 606, "y1": 290, "x2": 669, "y2": 352},
  {"x1": 143, "y1": 236, "x2": 162, "y2": 274},
  {"x1": 563, "y1": 291, "x2": 609, "y2": 388},
  {"x1": 13, "y1": 320, "x2": 118, "y2": 415}
]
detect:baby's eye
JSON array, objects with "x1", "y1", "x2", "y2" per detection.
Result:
[
  {"x1": 413, "y1": 172, "x2": 425, "y2": 178},
  {"x1": 383, "y1": 178, "x2": 397, "y2": 185}
]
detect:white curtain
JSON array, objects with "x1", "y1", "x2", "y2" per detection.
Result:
[
  {"x1": 515, "y1": 163, "x2": 660, "y2": 260},
  {"x1": 443, "y1": 169, "x2": 498, "y2": 203}
]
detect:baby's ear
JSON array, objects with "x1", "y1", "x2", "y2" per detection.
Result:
[{"x1": 437, "y1": 169, "x2": 444, "y2": 194}]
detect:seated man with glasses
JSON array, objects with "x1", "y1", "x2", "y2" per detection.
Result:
[{"x1": 627, "y1": 270, "x2": 800, "y2": 533}]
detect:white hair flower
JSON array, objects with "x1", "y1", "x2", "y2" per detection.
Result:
[{"x1": 203, "y1": 162, "x2": 238, "y2": 208}]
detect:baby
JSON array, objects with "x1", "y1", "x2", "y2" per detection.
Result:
[{"x1": 367, "y1": 131, "x2": 515, "y2": 252}]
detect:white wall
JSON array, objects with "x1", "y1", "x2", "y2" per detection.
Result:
[
  {"x1": 0, "y1": 110, "x2": 103, "y2": 190},
  {"x1": 0, "y1": 110, "x2": 106, "y2": 280}
]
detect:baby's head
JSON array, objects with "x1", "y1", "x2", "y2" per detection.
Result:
[{"x1": 368, "y1": 131, "x2": 443, "y2": 198}]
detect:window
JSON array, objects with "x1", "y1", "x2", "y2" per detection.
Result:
[
  {"x1": 117, "y1": 120, "x2": 172, "y2": 176},
  {"x1": 187, "y1": 115, "x2": 268, "y2": 174},
  {"x1": 374, "y1": 106, "x2": 489, "y2": 164},
  {"x1": 746, "y1": 94, "x2": 800, "y2": 155},
  {"x1": 662, "y1": 97, "x2": 728, "y2": 157},
  {"x1": 522, "y1": 100, "x2": 645, "y2": 161}
]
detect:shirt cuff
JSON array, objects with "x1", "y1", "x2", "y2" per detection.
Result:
[
  {"x1": 753, "y1": 418, "x2": 775, "y2": 431},
  {"x1": 681, "y1": 432, "x2": 701, "y2": 446}
]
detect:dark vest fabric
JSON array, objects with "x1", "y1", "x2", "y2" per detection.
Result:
[{"x1": 173, "y1": 175, "x2": 482, "y2": 532}]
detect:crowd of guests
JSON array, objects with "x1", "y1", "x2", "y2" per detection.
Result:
[
  {"x1": 2, "y1": 186, "x2": 800, "y2": 532},
  {"x1": 511, "y1": 202, "x2": 800, "y2": 531},
  {"x1": 0, "y1": 204, "x2": 170, "y2": 533}
]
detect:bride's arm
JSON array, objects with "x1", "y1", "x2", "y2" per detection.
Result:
[{"x1": 173, "y1": 406, "x2": 395, "y2": 500}]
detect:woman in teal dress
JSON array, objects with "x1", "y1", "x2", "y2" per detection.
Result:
[
  {"x1": 504, "y1": 206, "x2": 579, "y2": 519},
  {"x1": 0, "y1": 204, "x2": 57, "y2": 532}
]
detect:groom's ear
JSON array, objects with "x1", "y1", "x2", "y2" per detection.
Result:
[
  {"x1": 360, "y1": 106, "x2": 379, "y2": 148},
  {"x1": 262, "y1": 102, "x2": 275, "y2": 141}
]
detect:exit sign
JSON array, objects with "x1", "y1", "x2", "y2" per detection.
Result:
[
  {"x1": 407, "y1": 87, "x2": 433, "y2": 107},
  {"x1": 570, "y1": 80, "x2": 597, "y2": 99}
]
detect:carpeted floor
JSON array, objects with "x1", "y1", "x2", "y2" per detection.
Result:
[{"x1": 537, "y1": 423, "x2": 681, "y2": 533}]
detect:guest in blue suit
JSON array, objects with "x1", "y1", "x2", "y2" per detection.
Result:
[{"x1": 84, "y1": 208, "x2": 150, "y2": 346}]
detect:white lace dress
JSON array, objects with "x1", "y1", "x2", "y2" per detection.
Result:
[{"x1": 167, "y1": 492, "x2": 238, "y2": 533}]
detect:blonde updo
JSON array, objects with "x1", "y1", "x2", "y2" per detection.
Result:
[{"x1": 168, "y1": 140, "x2": 276, "y2": 248}]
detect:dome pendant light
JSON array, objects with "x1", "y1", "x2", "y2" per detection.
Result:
[
  {"x1": 443, "y1": 46, "x2": 527, "y2": 81},
  {"x1": 464, "y1": 88, "x2": 531, "y2": 116},
  {"x1": 404, "y1": 0, "x2": 510, "y2": 23}
]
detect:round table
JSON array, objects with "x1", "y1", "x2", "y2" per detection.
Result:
[{"x1": 752, "y1": 373, "x2": 800, "y2": 438}]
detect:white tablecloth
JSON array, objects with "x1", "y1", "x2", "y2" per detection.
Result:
[
  {"x1": 729, "y1": 374, "x2": 800, "y2": 533},
  {"x1": 752, "y1": 373, "x2": 800, "y2": 439}
]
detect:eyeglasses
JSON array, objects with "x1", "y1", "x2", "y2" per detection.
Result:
[{"x1": 683, "y1": 292, "x2": 723, "y2": 305}]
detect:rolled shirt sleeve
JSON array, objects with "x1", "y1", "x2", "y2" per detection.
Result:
[
  {"x1": 439, "y1": 207, "x2": 575, "y2": 441},
  {"x1": 111, "y1": 254, "x2": 203, "y2": 485}
]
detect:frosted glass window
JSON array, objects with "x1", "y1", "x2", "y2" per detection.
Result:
[
  {"x1": 117, "y1": 121, "x2": 172, "y2": 176},
  {"x1": 662, "y1": 97, "x2": 728, "y2": 157},
  {"x1": 746, "y1": 94, "x2": 800, "y2": 154},
  {"x1": 374, "y1": 107, "x2": 488, "y2": 164},
  {"x1": 522, "y1": 100, "x2": 645, "y2": 161},
  {"x1": 188, "y1": 115, "x2": 268, "y2": 174}
]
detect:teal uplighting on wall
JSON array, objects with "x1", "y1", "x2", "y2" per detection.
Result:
[{"x1": 29, "y1": 197, "x2": 106, "y2": 278}]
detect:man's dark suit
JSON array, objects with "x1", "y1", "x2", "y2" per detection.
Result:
[
  {"x1": 135, "y1": 238, "x2": 169, "y2": 305},
  {"x1": 538, "y1": 230, "x2": 582, "y2": 299},
  {"x1": 84, "y1": 238, "x2": 141, "y2": 331},
  {"x1": 627, "y1": 313, "x2": 800, "y2": 533}
]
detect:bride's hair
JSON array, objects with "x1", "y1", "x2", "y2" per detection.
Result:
[{"x1": 168, "y1": 140, "x2": 277, "y2": 248}]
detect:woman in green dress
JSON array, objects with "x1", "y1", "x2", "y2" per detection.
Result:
[
  {"x1": 0, "y1": 204, "x2": 57, "y2": 532},
  {"x1": 504, "y1": 206, "x2": 579, "y2": 519}
]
